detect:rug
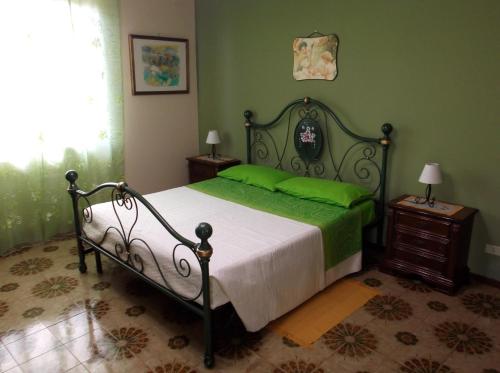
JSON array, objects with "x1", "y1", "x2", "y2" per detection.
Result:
[{"x1": 269, "y1": 279, "x2": 379, "y2": 346}]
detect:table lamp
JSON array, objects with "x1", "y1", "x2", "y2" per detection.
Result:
[
  {"x1": 417, "y1": 162, "x2": 442, "y2": 206},
  {"x1": 206, "y1": 130, "x2": 221, "y2": 159}
]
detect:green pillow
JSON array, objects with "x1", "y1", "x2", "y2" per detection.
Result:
[
  {"x1": 275, "y1": 177, "x2": 373, "y2": 208},
  {"x1": 217, "y1": 164, "x2": 294, "y2": 191}
]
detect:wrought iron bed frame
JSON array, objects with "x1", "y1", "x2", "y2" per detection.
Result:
[
  {"x1": 245, "y1": 96, "x2": 393, "y2": 246},
  {"x1": 65, "y1": 97, "x2": 393, "y2": 369}
]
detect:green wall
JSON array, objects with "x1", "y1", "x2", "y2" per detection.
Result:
[{"x1": 195, "y1": 0, "x2": 500, "y2": 280}]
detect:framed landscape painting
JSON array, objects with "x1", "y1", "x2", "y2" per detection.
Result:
[{"x1": 129, "y1": 34, "x2": 189, "y2": 95}]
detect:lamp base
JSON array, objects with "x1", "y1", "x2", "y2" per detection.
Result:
[
  {"x1": 208, "y1": 144, "x2": 219, "y2": 160},
  {"x1": 413, "y1": 184, "x2": 436, "y2": 207}
]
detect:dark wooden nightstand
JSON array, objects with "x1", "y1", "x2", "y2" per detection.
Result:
[
  {"x1": 381, "y1": 194, "x2": 478, "y2": 294},
  {"x1": 186, "y1": 155, "x2": 240, "y2": 183}
]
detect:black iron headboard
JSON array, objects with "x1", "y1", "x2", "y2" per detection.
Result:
[{"x1": 243, "y1": 96, "x2": 393, "y2": 247}]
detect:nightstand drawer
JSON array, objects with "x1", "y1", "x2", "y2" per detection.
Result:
[
  {"x1": 189, "y1": 162, "x2": 216, "y2": 183},
  {"x1": 393, "y1": 247, "x2": 447, "y2": 274},
  {"x1": 396, "y1": 211, "x2": 450, "y2": 237},
  {"x1": 186, "y1": 155, "x2": 241, "y2": 184},
  {"x1": 395, "y1": 229, "x2": 449, "y2": 256}
]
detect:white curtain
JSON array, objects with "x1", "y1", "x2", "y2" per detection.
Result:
[{"x1": 0, "y1": 0, "x2": 123, "y2": 254}]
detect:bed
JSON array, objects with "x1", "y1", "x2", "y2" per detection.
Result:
[{"x1": 65, "y1": 97, "x2": 393, "y2": 368}]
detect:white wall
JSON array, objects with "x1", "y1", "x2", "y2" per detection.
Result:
[{"x1": 120, "y1": 0, "x2": 198, "y2": 193}]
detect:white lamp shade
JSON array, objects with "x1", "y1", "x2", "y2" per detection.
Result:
[
  {"x1": 206, "y1": 130, "x2": 221, "y2": 145},
  {"x1": 418, "y1": 163, "x2": 443, "y2": 185}
]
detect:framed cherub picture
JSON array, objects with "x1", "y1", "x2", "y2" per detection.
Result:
[{"x1": 293, "y1": 34, "x2": 339, "y2": 81}]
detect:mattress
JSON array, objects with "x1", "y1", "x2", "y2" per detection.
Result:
[
  {"x1": 189, "y1": 177, "x2": 375, "y2": 269},
  {"x1": 83, "y1": 179, "x2": 374, "y2": 331}
]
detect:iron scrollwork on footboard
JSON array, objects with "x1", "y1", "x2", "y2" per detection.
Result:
[
  {"x1": 244, "y1": 97, "x2": 394, "y2": 247},
  {"x1": 65, "y1": 170, "x2": 215, "y2": 368}
]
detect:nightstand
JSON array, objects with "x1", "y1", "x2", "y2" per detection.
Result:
[
  {"x1": 381, "y1": 194, "x2": 478, "y2": 294},
  {"x1": 186, "y1": 155, "x2": 240, "y2": 183}
]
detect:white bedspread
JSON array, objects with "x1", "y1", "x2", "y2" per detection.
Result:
[{"x1": 84, "y1": 186, "x2": 355, "y2": 331}]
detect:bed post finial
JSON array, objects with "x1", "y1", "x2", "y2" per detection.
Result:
[
  {"x1": 244, "y1": 110, "x2": 253, "y2": 123},
  {"x1": 65, "y1": 170, "x2": 79, "y2": 186},
  {"x1": 196, "y1": 222, "x2": 213, "y2": 259},
  {"x1": 304, "y1": 96, "x2": 310, "y2": 104},
  {"x1": 380, "y1": 123, "x2": 393, "y2": 145}
]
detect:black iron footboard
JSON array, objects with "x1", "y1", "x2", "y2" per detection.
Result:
[{"x1": 65, "y1": 170, "x2": 215, "y2": 368}]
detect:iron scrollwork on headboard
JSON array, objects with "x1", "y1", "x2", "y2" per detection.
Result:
[{"x1": 243, "y1": 97, "x2": 393, "y2": 246}]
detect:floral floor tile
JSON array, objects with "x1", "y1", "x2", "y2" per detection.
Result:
[
  {"x1": 272, "y1": 357, "x2": 330, "y2": 373},
  {"x1": 48, "y1": 311, "x2": 104, "y2": 344},
  {"x1": 3, "y1": 295, "x2": 56, "y2": 327},
  {"x1": 363, "y1": 293, "x2": 414, "y2": 321},
  {"x1": 441, "y1": 345, "x2": 500, "y2": 373},
  {"x1": 0, "y1": 344, "x2": 17, "y2": 372},
  {"x1": 3, "y1": 366, "x2": 24, "y2": 373},
  {"x1": 85, "y1": 354, "x2": 150, "y2": 373},
  {"x1": 0, "y1": 255, "x2": 30, "y2": 275},
  {"x1": 0, "y1": 320, "x2": 46, "y2": 345},
  {"x1": 397, "y1": 357, "x2": 455, "y2": 373},
  {"x1": 395, "y1": 277, "x2": 435, "y2": 294},
  {"x1": 67, "y1": 284, "x2": 124, "y2": 307},
  {"x1": 351, "y1": 268, "x2": 407, "y2": 296},
  {"x1": 464, "y1": 280, "x2": 500, "y2": 297},
  {"x1": 1, "y1": 241, "x2": 500, "y2": 372},
  {"x1": 19, "y1": 244, "x2": 64, "y2": 262},
  {"x1": 368, "y1": 315, "x2": 453, "y2": 366},
  {"x1": 5, "y1": 328, "x2": 61, "y2": 364},
  {"x1": 104, "y1": 325, "x2": 151, "y2": 356},
  {"x1": 470, "y1": 311, "x2": 500, "y2": 345},
  {"x1": 63, "y1": 327, "x2": 109, "y2": 363},
  {"x1": 460, "y1": 290, "x2": 500, "y2": 320},
  {"x1": 342, "y1": 302, "x2": 377, "y2": 326},
  {"x1": 320, "y1": 349, "x2": 400, "y2": 373},
  {"x1": 65, "y1": 364, "x2": 90, "y2": 373},
  {"x1": 396, "y1": 287, "x2": 479, "y2": 327},
  {"x1": 140, "y1": 348, "x2": 201, "y2": 373},
  {"x1": 8, "y1": 256, "x2": 54, "y2": 277},
  {"x1": 196, "y1": 351, "x2": 267, "y2": 373},
  {"x1": 320, "y1": 321, "x2": 380, "y2": 363},
  {"x1": 19, "y1": 344, "x2": 79, "y2": 373},
  {"x1": 0, "y1": 282, "x2": 26, "y2": 304},
  {"x1": 1, "y1": 272, "x2": 48, "y2": 299}
]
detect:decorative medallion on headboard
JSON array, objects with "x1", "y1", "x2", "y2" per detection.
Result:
[{"x1": 294, "y1": 109, "x2": 323, "y2": 165}]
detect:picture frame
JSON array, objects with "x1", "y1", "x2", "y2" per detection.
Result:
[
  {"x1": 129, "y1": 34, "x2": 189, "y2": 95},
  {"x1": 293, "y1": 34, "x2": 339, "y2": 81}
]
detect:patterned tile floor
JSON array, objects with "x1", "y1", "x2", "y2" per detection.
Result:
[{"x1": 1, "y1": 238, "x2": 499, "y2": 373}]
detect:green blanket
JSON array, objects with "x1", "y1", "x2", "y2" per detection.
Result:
[{"x1": 188, "y1": 177, "x2": 375, "y2": 269}]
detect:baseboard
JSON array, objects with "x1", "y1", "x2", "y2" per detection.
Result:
[{"x1": 470, "y1": 273, "x2": 500, "y2": 289}]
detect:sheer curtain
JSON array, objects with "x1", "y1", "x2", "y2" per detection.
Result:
[{"x1": 0, "y1": 0, "x2": 123, "y2": 255}]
